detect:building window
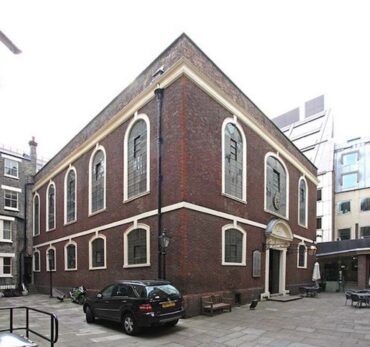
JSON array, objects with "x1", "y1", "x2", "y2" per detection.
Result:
[
  {"x1": 0, "y1": 257, "x2": 12, "y2": 276},
  {"x1": 317, "y1": 188, "x2": 322, "y2": 201},
  {"x1": 360, "y1": 226, "x2": 370, "y2": 239},
  {"x1": 89, "y1": 147, "x2": 106, "y2": 214},
  {"x1": 342, "y1": 152, "x2": 358, "y2": 165},
  {"x1": 46, "y1": 182, "x2": 56, "y2": 231},
  {"x1": 33, "y1": 194, "x2": 40, "y2": 236},
  {"x1": 0, "y1": 220, "x2": 12, "y2": 241},
  {"x1": 297, "y1": 244, "x2": 307, "y2": 268},
  {"x1": 4, "y1": 190, "x2": 18, "y2": 210},
  {"x1": 265, "y1": 154, "x2": 288, "y2": 217},
  {"x1": 298, "y1": 177, "x2": 308, "y2": 227},
  {"x1": 338, "y1": 228, "x2": 351, "y2": 240},
  {"x1": 4, "y1": 158, "x2": 19, "y2": 178},
  {"x1": 124, "y1": 224, "x2": 150, "y2": 268},
  {"x1": 342, "y1": 172, "x2": 358, "y2": 190},
  {"x1": 223, "y1": 121, "x2": 246, "y2": 201},
  {"x1": 360, "y1": 198, "x2": 370, "y2": 212},
  {"x1": 65, "y1": 242, "x2": 77, "y2": 270},
  {"x1": 65, "y1": 168, "x2": 77, "y2": 223},
  {"x1": 125, "y1": 116, "x2": 149, "y2": 201},
  {"x1": 222, "y1": 225, "x2": 246, "y2": 266},
  {"x1": 89, "y1": 236, "x2": 106, "y2": 269},
  {"x1": 316, "y1": 217, "x2": 322, "y2": 230},
  {"x1": 33, "y1": 250, "x2": 40, "y2": 272},
  {"x1": 337, "y1": 200, "x2": 351, "y2": 214},
  {"x1": 46, "y1": 247, "x2": 56, "y2": 271},
  {"x1": 252, "y1": 250, "x2": 261, "y2": 277}
]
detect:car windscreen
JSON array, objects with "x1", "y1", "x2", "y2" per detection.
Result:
[{"x1": 145, "y1": 284, "x2": 181, "y2": 300}]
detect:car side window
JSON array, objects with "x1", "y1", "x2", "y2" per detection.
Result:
[
  {"x1": 101, "y1": 284, "x2": 115, "y2": 298},
  {"x1": 113, "y1": 284, "x2": 127, "y2": 297},
  {"x1": 126, "y1": 286, "x2": 137, "y2": 298}
]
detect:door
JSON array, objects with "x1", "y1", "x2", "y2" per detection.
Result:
[{"x1": 269, "y1": 249, "x2": 280, "y2": 294}]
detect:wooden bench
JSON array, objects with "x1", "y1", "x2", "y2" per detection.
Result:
[
  {"x1": 299, "y1": 286, "x2": 320, "y2": 297},
  {"x1": 201, "y1": 295, "x2": 233, "y2": 316}
]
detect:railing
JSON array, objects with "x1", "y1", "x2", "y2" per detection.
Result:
[{"x1": 0, "y1": 306, "x2": 58, "y2": 346}]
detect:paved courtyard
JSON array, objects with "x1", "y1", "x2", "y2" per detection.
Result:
[{"x1": 1, "y1": 292, "x2": 370, "y2": 346}]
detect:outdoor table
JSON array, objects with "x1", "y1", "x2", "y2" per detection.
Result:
[
  {"x1": 351, "y1": 292, "x2": 370, "y2": 308},
  {"x1": 299, "y1": 286, "x2": 320, "y2": 297}
]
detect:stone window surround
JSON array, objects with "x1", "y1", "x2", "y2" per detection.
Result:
[
  {"x1": 64, "y1": 240, "x2": 78, "y2": 271},
  {"x1": 64, "y1": 166, "x2": 77, "y2": 225},
  {"x1": 89, "y1": 233, "x2": 107, "y2": 270},
  {"x1": 298, "y1": 176, "x2": 308, "y2": 228},
  {"x1": 46, "y1": 181, "x2": 56, "y2": 231},
  {"x1": 123, "y1": 223, "x2": 151, "y2": 268},
  {"x1": 221, "y1": 223, "x2": 246, "y2": 266}
]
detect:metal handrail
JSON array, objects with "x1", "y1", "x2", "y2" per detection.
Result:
[{"x1": 0, "y1": 306, "x2": 58, "y2": 346}]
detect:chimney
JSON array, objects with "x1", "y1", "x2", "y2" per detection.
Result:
[{"x1": 28, "y1": 136, "x2": 38, "y2": 170}]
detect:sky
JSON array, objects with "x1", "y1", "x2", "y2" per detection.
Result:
[{"x1": 1, "y1": 0, "x2": 370, "y2": 160}]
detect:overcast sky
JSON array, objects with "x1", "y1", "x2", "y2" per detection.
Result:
[{"x1": 1, "y1": 0, "x2": 369, "y2": 160}]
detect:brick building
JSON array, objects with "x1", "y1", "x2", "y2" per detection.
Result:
[
  {"x1": 32, "y1": 34, "x2": 318, "y2": 313},
  {"x1": 0, "y1": 139, "x2": 39, "y2": 292}
]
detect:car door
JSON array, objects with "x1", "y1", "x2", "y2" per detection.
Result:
[
  {"x1": 105, "y1": 284, "x2": 130, "y2": 322},
  {"x1": 93, "y1": 284, "x2": 115, "y2": 320}
]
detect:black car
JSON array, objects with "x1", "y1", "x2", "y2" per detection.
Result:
[{"x1": 83, "y1": 280, "x2": 184, "y2": 335}]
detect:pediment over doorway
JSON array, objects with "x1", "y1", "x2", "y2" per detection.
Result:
[{"x1": 265, "y1": 219, "x2": 293, "y2": 242}]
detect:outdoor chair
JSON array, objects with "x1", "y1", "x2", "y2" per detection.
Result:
[
  {"x1": 350, "y1": 293, "x2": 368, "y2": 308},
  {"x1": 344, "y1": 290, "x2": 353, "y2": 305}
]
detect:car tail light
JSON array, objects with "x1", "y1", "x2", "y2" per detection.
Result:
[{"x1": 139, "y1": 303, "x2": 153, "y2": 313}]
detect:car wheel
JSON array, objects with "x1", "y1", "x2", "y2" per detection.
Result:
[
  {"x1": 165, "y1": 319, "x2": 179, "y2": 327},
  {"x1": 85, "y1": 306, "x2": 95, "y2": 323},
  {"x1": 122, "y1": 313, "x2": 139, "y2": 335}
]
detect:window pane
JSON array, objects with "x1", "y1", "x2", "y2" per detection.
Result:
[
  {"x1": 47, "y1": 249, "x2": 55, "y2": 270},
  {"x1": 4, "y1": 190, "x2": 18, "y2": 209},
  {"x1": 224, "y1": 123, "x2": 243, "y2": 200},
  {"x1": 66, "y1": 170, "x2": 76, "y2": 222},
  {"x1": 225, "y1": 229, "x2": 243, "y2": 263},
  {"x1": 316, "y1": 217, "x2": 322, "y2": 229},
  {"x1": 92, "y1": 238, "x2": 105, "y2": 267},
  {"x1": 360, "y1": 226, "x2": 370, "y2": 238},
  {"x1": 317, "y1": 188, "x2": 322, "y2": 201},
  {"x1": 338, "y1": 228, "x2": 351, "y2": 240},
  {"x1": 34, "y1": 252, "x2": 40, "y2": 271},
  {"x1": 342, "y1": 152, "x2": 358, "y2": 165},
  {"x1": 337, "y1": 201, "x2": 351, "y2": 214},
  {"x1": 34, "y1": 195, "x2": 40, "y2": 235},
  {"x1": 3, "y1": 257, "x2": 11, "y2": 274},
  {"x1": 48, "y1": 185, "x2": 55, "y2": 230},
  {"x1": 127, "y1": 120, "x2": 147, "y2": 198},
  {"x1": 3, "y1": 221, "x2": 11, "y2": 240},
  {"x1": 266, "y1": 156, "x2": 287, "y2": 216},
  {"x1": 91, "y1": 151, "x2": 105, "y2": 212},
  {"x1": 298, "y1": 245, "x2": 305, "y2": 267},
  {"x1": 342, "y1": 173, "x2": 358, "y2": 189},
  {"x1": 4, "y1": 159, "x2": 18, "y2": 177},
  {"x1": 127, "y1": 229, "x2": 147, "y2": 265},
  {"x1": 299, "y1": 180, "x2": 306, "y2": 225},
  {"x1": 361, "y1": 198, "x2": 370, "y2": 212},
  {"x1": 67, "y1": 244, "x2": 76, "y2": 269}
]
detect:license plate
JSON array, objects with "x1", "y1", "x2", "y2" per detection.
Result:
[{"x1": 162, "y1": 301, "x2": 175, "y2": 308}]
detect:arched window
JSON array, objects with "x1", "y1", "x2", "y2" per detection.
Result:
[
  {"x1": 222, "y1": 225, "x2": 246, "y2": 266},
  {"x1": 46, "y1": 246, "x2": 56, "y2": 271},
  {"x1": 89, "y1": 146, "x2": 106, "y2": 214},
  {"x1": 222, "y1": 120, "x2": 246, "y2": 201},
  {"x1": 33, "y1": 193, "x2": 40, "y2": 236},
  {"x1": 298, "y1": 177, "x2": 308, "y2": 227},
  {"x1": 297, "y1": 243, "x2": 307, "y2": 268},
  {"x1": 65, "y1": 241, "x2": 77, "y2": 270},
  {"x1": 124, "y1": 115, "x2": 150, "y2": 201},
  {"x1": 46, "y1": 182, "x2": 56, "y2": 231},
  {"x1": 265, "y1": 154, "x2": 288, "y2": 218},
  {"x1": 33, "y1": 250, "x2": 40, "y2": 272},
  {"x1": 89, "y1": 235, "x2": 106, "y2": 269},
  {"x1": 124, "y1": 225, "x2": 150, "y2": 267},
  {"x1": 65, "y1": 167, "x2": 77, "y2": 224}
]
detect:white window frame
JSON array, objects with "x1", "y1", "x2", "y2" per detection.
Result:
[
  {"x1": 0, "y1": 216, "x2": 14, "y2": 243},
  {"x1": 298, "y1": 176, "x2": 308, "y2": 228},
  {"x1": 3, "y1": 157, "x2": 19, "y2": 179},
  {"x1": 0, "y1": 253, "x2": 14, "y2": 277},
  {"x1": 123, "y1": 223, "x2": 151, "y2": 268},
  {"x1": 264, "y1": 152, "x2": 290, "y2": 219},
  {"x1": 33, "y1": 193, "x2": 40, "y2": 236},
  {"x1": 89, "y1": 234, "x2": 107, "y2": 270},
  {"x1": 46, "y1": 246, "x2": 56, "y2": 272},
  {"x1": 88, "y1": 145, "x2": 107, "y2": 215},
  {"x1": 221, "y1": 117, "x2": 247, "y2": 203},
  {"x1": 64, "y1": 166, "x2": 77, "y2": 225},
  {"x1": 2, "y1": 185, "x2": 21, "y2": 211},
  {"x1": 297, "y1": 242, "x2": 307, "y2": 269},
  {"x1": 64, "y1": 240, "x2": 78, "y2": 271},
  {"x1": 123, "y1": 113, "x2": 151, "y2": 202},
  {"x1": 33, "y1": 249, "x2": 40, "y2": 272},
  {"x1": 222, "y1": 224, "x2": 247, "y2": 266},
  {"x1": 46, "y1": 181, "x2": 56, "y2": 231}
]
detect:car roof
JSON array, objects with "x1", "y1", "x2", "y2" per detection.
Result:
[{"x1": 114, "y1": 280, "x2": 171, "y2": 286}]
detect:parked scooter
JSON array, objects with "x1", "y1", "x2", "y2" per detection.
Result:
[{"x1": 69, "y1": 285, "x2": 87, "y2": 305}]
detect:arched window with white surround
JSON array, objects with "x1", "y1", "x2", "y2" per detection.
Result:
[
  {"x1": 222, "y1": 118, "x2": 246, "y2": 201},
  {"x1": 33, "y1": 249, "x2": 40, "y2": 272},
  {"x1": 33, "y1": 193, "x2": 40, "y2": 236},
  {"x1": 222, "y1": 224, "x2": 246, "y2": 266},
  {"x1": 46, "y1": 246, "x2": 56, "y2": 271},
  {"x1": 46, "y1": 181, "x2": 56, "y2": 231},
  {"x1": 123, "y1": 224, "x2": 150, "y2": 267},
  {"x1": 124, "y1": 114, "x2": 150, "y2": 201},
  {"x1": 89, "y1": 146, "x2": 106, "y2": 214},
  {"x1": 65, "y1": 167, "x2": 77, "y2": 224},
  {"x1": 89, "y1": 235, "x2": 106, "y2": 269},
  {"x1": 297, "y1": 243, "x2": 307, "y2": 268},
  {"x1": 265, "y1": 153, "x2": 289, "y2": 218},
  {"x1": 64, "y1": 241, "x2": 77, "y2": 270},
  {"x1": 298, "y1": 176, "x2": 308, "y2": 227}
]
